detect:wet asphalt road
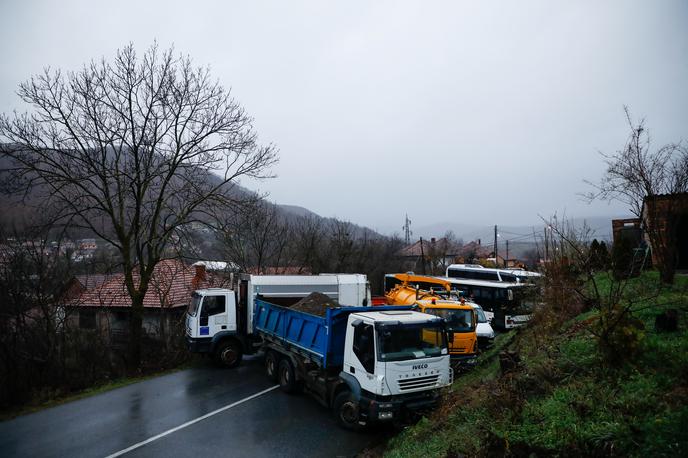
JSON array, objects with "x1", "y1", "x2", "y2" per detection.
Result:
[{"x1": 0, "y1": 356, "x2": 381, "y2": 457}]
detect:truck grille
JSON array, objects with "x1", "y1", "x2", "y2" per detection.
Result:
[{"x1": 398, "y1": 375, "x2": 440, "y2": 391}]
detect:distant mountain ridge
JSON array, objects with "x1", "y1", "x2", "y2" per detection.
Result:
[
  {"x1": 400, "y1": 215, "x2": 628, "y2": 245},
  {"x1": 0, "y1": 153, "x2": 381, "y2": 239},
  {"x1": 1, "y1": 153, "x2": 627, "y2": 245}
]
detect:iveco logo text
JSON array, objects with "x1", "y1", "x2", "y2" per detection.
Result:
[{"x1": 412, "y1": 364, "x2": 428, "y2": 370}]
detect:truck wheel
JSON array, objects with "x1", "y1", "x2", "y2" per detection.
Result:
[
  {"x1": 277, "y1": 359, "x2": 298, "y2": 393},
  {"x1": 333, "y1": 391, "x2": 362, "y2": 431},
  {"x1": 215, "y1": 340, "x2": 242, "y2": 368},
  {"x1": 265, "y1": 351, "x2": 279, "y2": 382}
]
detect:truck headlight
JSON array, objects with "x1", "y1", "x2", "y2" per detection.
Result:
[{"x1": 378, "y1": 411, "x2": 394, "y2": 420}]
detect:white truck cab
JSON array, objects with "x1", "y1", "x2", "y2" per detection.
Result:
[
  {"x1": 186, "y1": 288, "x2": 236, "y2": 337},
  {"x1": 343, "y1": 310, "x2": 451, "y2": 398},
  {"x1": 329, "y1": 309, "x2": 452, "y2": 427}
]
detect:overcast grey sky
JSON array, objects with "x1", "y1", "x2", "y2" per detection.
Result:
[{"x1": 1, "y1": 0, "x2": 686, "y2": 234}]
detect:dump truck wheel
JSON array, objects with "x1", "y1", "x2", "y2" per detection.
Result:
[
  {"x1": 278, "y1": 359, "x2": 298, "y2": 393},
  {"x1": 215, "y1": 340, "x2": 242, "y2": 368},
  {"x1": 333, "y1": 391, "x2": 362, "y2": 431},
  {"x1": 265, "y1": 351, "x2": 279, "y2": 381}
]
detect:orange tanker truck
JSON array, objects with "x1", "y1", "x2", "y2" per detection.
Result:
[{"x1": 384, "y1": 274, "x2": 478, "y2": 368}]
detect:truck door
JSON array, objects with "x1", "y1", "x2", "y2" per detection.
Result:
[
  {"x1": 198, "y1": 294, "x2": 234, "y2": 337},
  {"x1": 349, "y1": 322, "x2": 379, "y2": 393}
]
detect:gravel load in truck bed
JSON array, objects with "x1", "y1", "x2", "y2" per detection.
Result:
[{"x1": 290, "y1": 292, "x2": 340, "y2": 317}]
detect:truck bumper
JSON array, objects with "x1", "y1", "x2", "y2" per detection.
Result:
[
  {"x1": 359, "y1": 389, "x2": 440, "y2": 423},
  {"x1": 186, "y1": 335, "x2": 212, "y2": 353}
]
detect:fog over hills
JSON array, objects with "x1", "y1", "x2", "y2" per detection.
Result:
[
  {"x1": 2, "y1": 152, "x2": 629, "y2": 249},
  {"x1": 0, "y1": 153, "x2": 380, "y2": 239},
  {"x1": 405, "y1": 215, "x2": 626, "y2": 243},
  {"x1": 372, "y1": 214, "x2": 629, "y2": 259}
]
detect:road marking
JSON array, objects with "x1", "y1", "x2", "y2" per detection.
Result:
[{"x1": 104, "y1": 385, "x2": 279, "y2": 458}]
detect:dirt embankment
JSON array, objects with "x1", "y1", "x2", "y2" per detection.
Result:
[{"x1": 290, "y1": 292, "x2": 340, "y2": 317}]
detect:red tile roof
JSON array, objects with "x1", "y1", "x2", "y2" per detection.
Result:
[
  {"x1": 75, "y1": 274, "x2": 116, "y2": 290},
  {"x1": 457, "y1": 241, "x2": 492, "y2": 258},
  {"x1": 71, "y1": 259, "x2": 223, "y2": 308}
]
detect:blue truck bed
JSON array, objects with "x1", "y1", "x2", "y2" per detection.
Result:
[{"x1": 253, "y1": 299, "x2": 409, "y2": 369}]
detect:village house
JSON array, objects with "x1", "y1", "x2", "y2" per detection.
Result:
[
  {"x1": 454, "y1": 240, "x2": 492, "y2": 265},
  {"x1": 397, "y1": 237, "x2": 460, "y2": 275},
  {"x1": 612, "y1": 193, "x2": 688, "y2": 271},
  {"x1": 642, "y1": 193, "x2": 688, "y2": 270},
  {"x1": 62, "y1": 259, "x2": 225, "y2": 345}
]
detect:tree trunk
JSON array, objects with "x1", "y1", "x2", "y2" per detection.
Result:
[{"x1": 127, "y1": 295, "x2": 144, "y2": 374}]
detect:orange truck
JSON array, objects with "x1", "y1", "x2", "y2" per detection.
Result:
[{"x1": 384, "y1": 274, "x2": 478, "y2": 368}]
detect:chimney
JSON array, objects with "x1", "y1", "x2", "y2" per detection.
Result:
[
  {"x1": 431, "y1": 237, "x2": 436, "y2": 243},
  {"x1": 192, "y1": 263, "x2": 207, "y2": 290}
]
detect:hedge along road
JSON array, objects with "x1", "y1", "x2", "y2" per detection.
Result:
[{"x1": 0, "y1": 356, "x2": 379, "y2": 458}]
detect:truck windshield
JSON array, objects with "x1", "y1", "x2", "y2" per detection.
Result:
[
  {"x1": 423, "y1": 308, "x2": 474, "y2": 332},
  {"x1": 377, "y1": 323, "x2": 446, "y2": 361},
  {"x1": 187, "y1": 294, "x2": 202, "y2": 316}
]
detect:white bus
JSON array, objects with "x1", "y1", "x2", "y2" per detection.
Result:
[
  {"x1": 436, "y1": 276, "x2": 539, "y2": 330},
  {"x1": 445, "y1": 264, "x2": 542, "y2": 284}
]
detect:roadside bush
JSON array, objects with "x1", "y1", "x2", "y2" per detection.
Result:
[
  {"x1": 611, "y1": 236, "x2": 637, "y2": 280},
  {"x1": 595, "y1": 303, "x2": 646, "y2": 366}
]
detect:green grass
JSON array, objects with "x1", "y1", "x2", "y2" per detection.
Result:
[{"x1": 384, "y1": 271, "x2": 688, "y2": 457}]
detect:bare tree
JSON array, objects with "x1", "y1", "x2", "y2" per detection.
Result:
[
  {"x1": 329, "y1": 220, "x2": 356, "y2": 272},
  {"x1": 586, "y1": 107, "x2": 688, "y2": 284},
  {"x1": 0, "y1": 43, "x2": 277, "y2": 371},
  {"x1": 217, "y1": 200, "x2": 292, "y2": 273},
  {"x1": 290, "y1": 214, "x2": 326, "y2": 273}
]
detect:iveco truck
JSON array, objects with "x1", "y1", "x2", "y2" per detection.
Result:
[
  {"x1": 186, "y1": 274, "x2": 371, "y2": 367},
  {"x1": 255, "y1": 299, "x2": 452, "y2": 429}
]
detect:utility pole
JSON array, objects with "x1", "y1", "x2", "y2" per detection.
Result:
[
  {"x1": 506, "y1": 239, "x2": 509, "y2": 266},
  {"x1": 403, "y1": 214, "x2": 412, "y2": 245},
  {"x1": 494, "y1": 225, "x2": 498, "y2": 267},
  {"x1": 419, "y1": 237, "x2": 426, "y2": 274},
  {"x1": 544, "y1": 226, "x2": 549, "y2": 262},
  {"x1": 532, "y1": 227, "x2": 541, "y2": 264}
]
